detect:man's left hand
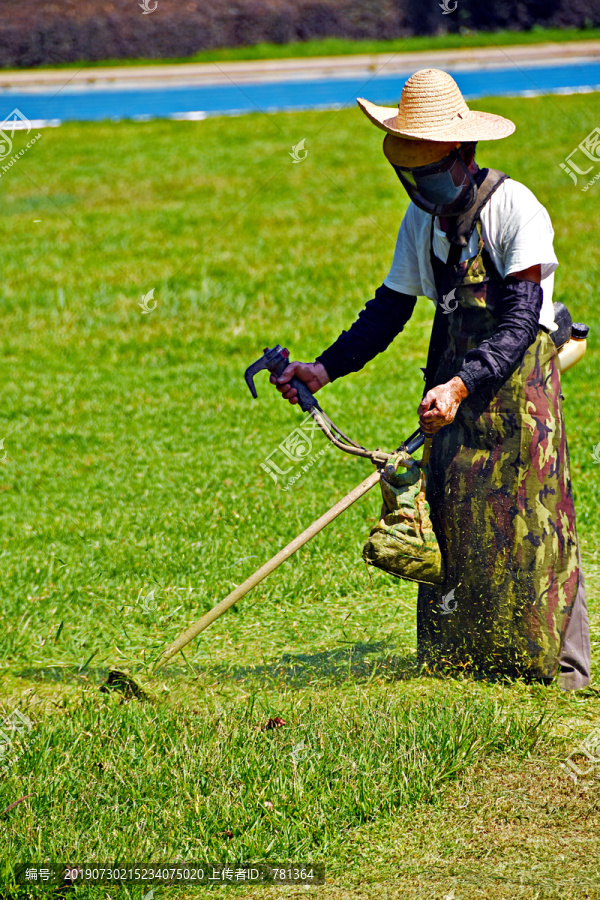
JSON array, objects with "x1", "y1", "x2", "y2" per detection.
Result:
[{"x1": 418, "y1": 376, "x2": 470, "y2": 434}]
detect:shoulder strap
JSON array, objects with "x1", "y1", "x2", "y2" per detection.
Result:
[{"x1": 445, "y1": 169, "x2": 510, "y2": 249}]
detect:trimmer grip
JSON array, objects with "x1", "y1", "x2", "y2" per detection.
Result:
[
  {"x1": 249, "y1": 345, "x2": 321, "y2": 411},
  {"x1": 289, "y1": 375, "x2": 321, "y2": 412},
  {"x1": 405, "y1": 431, "x2": 425, "y2": 455}
]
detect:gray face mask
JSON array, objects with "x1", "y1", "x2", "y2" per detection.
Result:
[{"x1": 392, "y1": 149, "x2": 478, "y2": 217}]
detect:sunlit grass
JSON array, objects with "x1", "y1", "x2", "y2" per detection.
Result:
[{"x1": 0, "y1": 93, "x2": 598, "y2": 897}]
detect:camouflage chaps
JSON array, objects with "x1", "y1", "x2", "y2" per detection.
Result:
[{"x1": 418, "y1": 329, "x2": 581, "y2": 680}]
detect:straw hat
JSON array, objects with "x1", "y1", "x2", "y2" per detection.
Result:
[
  {"x1": 358, "y1": 68, "x2": 515, "y2": 165},
  {"x1": 382, "y1": 134, "x2": 460, "y2": 168}
]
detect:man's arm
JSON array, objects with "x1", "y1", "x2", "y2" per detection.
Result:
[
  {"x1": 315, "y1": 284, "x2": 417, "y2": 381},
  {"x1": 419, "y1": 265, "x2": 542, "y2": 432},
  {"x1": 456, "y1": 265, "x2": 542, "y2": 396},
  {"x1": 271, "y1": 284, "x2": 417, "y2": 404}
]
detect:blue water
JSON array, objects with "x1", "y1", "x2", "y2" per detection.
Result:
[{"x1": 1, "y1": 61, "x2": 599, "y2": 123}]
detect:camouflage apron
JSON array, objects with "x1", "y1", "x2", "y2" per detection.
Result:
[{"x1": 418, "y1": 210, "x2": 580, "y2": 681}]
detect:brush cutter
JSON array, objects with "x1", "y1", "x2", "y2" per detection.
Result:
[
  {"x1": 104, "y1": 298, "x2": 592, "y2": 695},
  {"x1": 102, "y1": 346, "x2": 428, "y2": 695},
  {"x1": 140, "y1": 347, "x2": 427, "y2": 676}
]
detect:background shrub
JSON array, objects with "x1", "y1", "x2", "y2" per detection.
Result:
[{"x1": 0, "y1": 0, "x2": 599, "y2": 69}]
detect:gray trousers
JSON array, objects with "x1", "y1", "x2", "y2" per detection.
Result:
[{"x1": 558, "y1": 549, "x2": 592, "y2": 691}]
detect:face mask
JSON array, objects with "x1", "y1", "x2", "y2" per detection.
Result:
[{"x1": 392, "y1": 149, "x2": 477, "y2": 217}]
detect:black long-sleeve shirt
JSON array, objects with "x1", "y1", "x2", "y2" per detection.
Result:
[
  {"x1": 316, "y1": 278, "x2": 543, "y2": 397},
  {"x1": 316, "y1": 284, "x2": 416, "y2": 381}
]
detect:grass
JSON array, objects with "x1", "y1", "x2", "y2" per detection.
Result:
[
  {"x1": 14, "y1": 26, "x2": 600, "y2": 70},
  {"x1": 0, "y1": 92, "x2": 598, "y2": 898},
  {"x1": 0, "y1": 693, "x2": 544, "y2": 871}
]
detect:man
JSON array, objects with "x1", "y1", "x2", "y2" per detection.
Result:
[{"x1": 271, "y1": 68, "x2": 591, "y2": 690}]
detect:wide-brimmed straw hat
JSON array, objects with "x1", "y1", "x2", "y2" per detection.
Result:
[
  {"x1": 358, "y1": 68, "x2": 515, "y2": 166},
  {"x1": 382, "y1": 134, "x2": 460, "y2": 168}
]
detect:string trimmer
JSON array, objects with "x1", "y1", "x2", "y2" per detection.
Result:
[{"x1": 104, "y1": 345, "x2": 426, "y2": 696}]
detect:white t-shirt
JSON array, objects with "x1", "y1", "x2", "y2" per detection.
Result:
[{"x1": 383, "y1": 179, "x2": 558, "y2": 332}]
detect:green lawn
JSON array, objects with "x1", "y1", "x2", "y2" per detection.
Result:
[
  {"x1": 18, "y1": 26, "x2": 600, "y2": 69},
  {"x1": 0, "y1": 93, "x2": 599, "y2": 899}
]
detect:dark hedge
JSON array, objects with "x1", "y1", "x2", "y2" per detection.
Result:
[{"x1": 0, "y1": 0, "x2": 599, "y2": 68}]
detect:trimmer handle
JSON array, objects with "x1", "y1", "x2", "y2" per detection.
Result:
[
  {"x1": 404, "y1": 430, "x2": 426, "y2": 455},
  {"x1": 245, "y1": 345, "x2": 321, "y2": 413},
  {"x1": 269, "y1": 352, "x2": 321, "y2": 413}
]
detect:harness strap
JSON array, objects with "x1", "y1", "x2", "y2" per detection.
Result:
[
  {"x1": 444, "y1": 168, "x2": 510, "y2": 248},
  {"x1": 424, "y1": 171, "x2": 508, "y2": 394},
  {"x1": 446, "y1": 242, "x2": 463, "y2": 268}
]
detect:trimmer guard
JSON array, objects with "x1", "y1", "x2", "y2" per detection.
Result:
[{"x1": 363, "y1": 450, "x2": 444, "y2": 586}]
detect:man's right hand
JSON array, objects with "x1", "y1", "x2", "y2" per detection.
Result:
[{"x1": 270, "y1": 361, "x2": 330, "y2": 405}]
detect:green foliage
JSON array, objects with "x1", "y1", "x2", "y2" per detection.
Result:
[{"x1": 34, "y1": 27, "x2": 600, "y2": 68}]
